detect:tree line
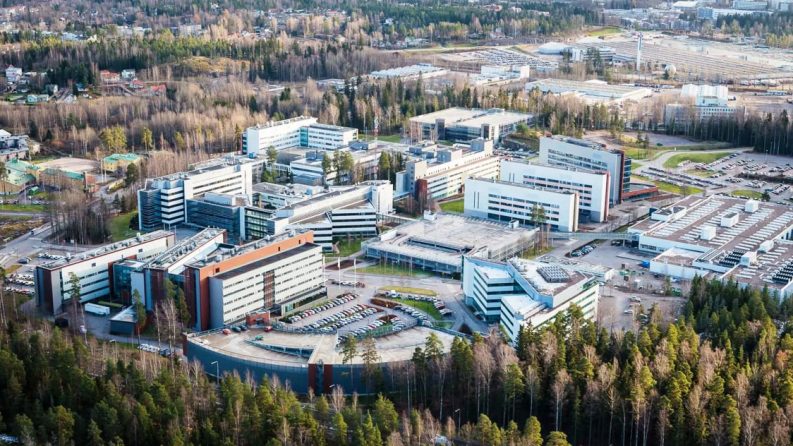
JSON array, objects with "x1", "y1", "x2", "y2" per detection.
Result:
[{"x1": 2, "y1": 273, "x2": 793, "y2": 445}]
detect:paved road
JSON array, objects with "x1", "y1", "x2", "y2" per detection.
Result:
[{"x1": 634, "y1": 147, "x2": 751, "y2": 174}]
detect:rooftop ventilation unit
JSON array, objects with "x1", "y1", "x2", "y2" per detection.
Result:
[
  {"x1": 745, "y1": 199, "x2": 759, "y2": 213},
  {"x1": 700, "y1": 226, "x2": 716, "y2": 241}
]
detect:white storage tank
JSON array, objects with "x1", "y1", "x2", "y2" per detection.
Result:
[
  {"x1": 700, "y1": 226, "x2": 717, "y2": 241},
  {"x1": 740, "y1": 251, "x2": 757, "y2": 266},
  {"x1": 745, "y1": 199, "x2": 759, "y2": 213},
  {"x1": 721, "y1": 212, "x2": 739, "y2": 228}
]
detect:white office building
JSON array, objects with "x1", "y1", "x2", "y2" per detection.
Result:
[
  {"x1": 248, "y1": 181, "x2": 393, "y2": 250},
  {"x1": 243, "y1": 117, "x2": 357, "y2": 155},
  {"x1": 397, "y1": 139, "x2": 500, "y2": 206},
  {"x1": 462, "y1": 256, "x2": 599, "y2": 342},
  {"x1": 539, "y1": 136, "x2": 630, "y2": 205},
  {"x1": 138, "y1": 158, "x2": 259, "y2": 231},
  {"x1": 500, "y1": 160, "x2": 611, "y2": 223},
  {"x1": 208, "y1": 242, "x2": 324, "y2": 328},
  {"x1": 464, "y1": 177, "x2": 580, "y2": 232},
  {"x1": 408, "y1": 108, "x2": 533, "y2": 143},
  {"x1": 665, "y1": 84, "x2": 745, "y2": 127},
  {"x1": 35, "y1": 231, "x2": 176, "y2": 315}
]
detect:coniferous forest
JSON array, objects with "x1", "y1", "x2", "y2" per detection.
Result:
[{"x1": 1, "y1": 278, "x2": 793, "y2": 445}]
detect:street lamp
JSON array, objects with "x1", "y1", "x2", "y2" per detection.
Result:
[
  {"x1": 210, "y1": 360, "x2": 219, "y2": 380},
  {"x1": 454, "y1": 408, "x2": 461, "y2": 433}
]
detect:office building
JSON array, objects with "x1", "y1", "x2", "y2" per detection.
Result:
[
  {"x1": 181, "y1": 231, "x2": 323, "y2": 330},
  {"x1": 0, "y1": 132, "x2": 37, "y2": 162},
  {"x1": 464, "y1": 177, "x2": 580, "y2": 232},
  {"x1": 242, "y1": 116, "x2": 357, "y2": 155},
  {"x1": 462, "y1": 257, "x2": 599, "y2": 342},
  {"x1": 248, "y1": 181, "x2": 393, "y2": 249},
  {"x1": 137, "y1": 157, "x2": 260, "y2": 231},
  {"x1": 409, "y1": 108, "x2": 533, "y2": 143},
  {"x1": 103, "y1": 153, "x2": 142, "y2": 173},
  {"x1": 363, "y1": 212, "x2": 538, "y2": 275},
  {"x1": 396, "y1": 139, "x2": 500, "y2": 207},
  {"x1": 500, "y1": 160, "x2": 610, "y2": 223},
  {"x1": 539, "y1": 136, "x2": 630, "y2": 205},
  {"x1": 113, "y1": 228, "x2": 227, "y2": 311},
  {"x1": 185, "y1": 193, "x2": 248, "y2": 243},
  {"x1": 35, "y1": 231, "x2": 176, "y2": 315},
  {"x1": 664, "y1": 85, "x2": 744, "y2": 127},
  {"x1": 629, "y1": 195, "x2": 793, "y2": 298}
]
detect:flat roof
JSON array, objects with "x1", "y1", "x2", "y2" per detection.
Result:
[
  {"x1": 40, "y1": 230, "x2": 173, "y2": 270},
  {"x1": 212, "y1": 243, "x2": 321, "y2": 281},
  {"x1": 721, "y1": 240, "x2": 793, "y2": 292},
  {"x1": 508, "y1": 258, "x2": 587, "y2": 295},
  {"x1": 187, "y1": 325, "x2": 457, "y2": 366},
  {"x1": 409, "y1": 107, "x2": 483, "y2": 125},
  {"x1": 527, "y1": 78, "x2": 651, "y2": 99},
  {"x1": 366, "y1": 213, "x2": 537, "y2": 266},
  {"x1": 146, "y1": 228, "x2": 225, "y2": 270},
  {"x1": 632, "y1": 195, "x2": 793, "y2": 256}
]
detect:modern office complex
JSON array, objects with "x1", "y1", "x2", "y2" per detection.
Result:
[
  {"x1": 462, "y1": 257, "x2": 600, "y2": 343},
  {"x1": 243, "y1": 116, "x2": 357, "y2": 155},
  {"x1": 525, "y1": 78, "x2": 652, "y2": 105},
  {"x1": 464, "y1": 177, "x2": 580, "y2": 232},
  {"x1": 408, "y1": 107, "x2": 533, "y2": 143},
  {"x1": 179, "y1": 230, "x2": 323, "y2": 330},
  {"x1": 539, "y1": 136, "x2": 630, "y2": 205},
  {"x1": 363, "y1": 212, "x2": 538, "y2": 275},
  {"x1": 629, "y1": 195, "x2": 793, "y2": 298},
  {"x1": 137, "y1": 156, "x2": 260, "y2": 231},
  {"x1": 35, "y1": 231, "x2": 176, "y2": 315},
  {"x1": 113, "y1": 228, "x2": 227, "y2": 311},
  {"x1": 396, "y1": 139, "x2": 499, "y2": 207},
  {"x1": 500, "y1": 160, "x2": 611, "y2": 223}
]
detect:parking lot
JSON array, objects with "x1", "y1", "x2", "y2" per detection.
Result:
[{"x1": 281, "y1": 292, "x2": 420, "y2": 341}]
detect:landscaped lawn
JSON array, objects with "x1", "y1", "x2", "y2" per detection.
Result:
[
  {"x1": 392, "y1": 298, "x2": 443, "y2": 320},
  {"x1": 439, "y1": 198, "x2": 464, "y2": 213},
  {"x1": 0, "y1": 203, "x2": 45, "y2": 212},
  {"x1": 731, "y1": 189, "x2": 764, "y2": 200},
  {"x1": 663, "y1": 152, "x2": 732, "y2": 168},
  {"x1": 378, "y1": 286, "x2": 437, "y2": 296},
  {"x1": 622, "y1": 147, "x2": 667, "y2": 160},
  {"x1": 358, "y1": 263, "x2": 431, "y2": 278},
  {"x1": 376, "y1": 134, "x2": 402, "y2": 143},
  {"x1": 109, "y1": 212, "x2": 138, "y2": 242},
  {"x1": 333, "y1": 237, "x2": 363, "y2": 257},
  {"x1": 685, "y1": 169, "x2": 715, "y2": 178},
  {"x1": 632, "y1": 174, "x2": 703, "y2": 196}
]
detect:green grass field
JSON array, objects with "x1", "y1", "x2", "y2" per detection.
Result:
[
  {"x1": 0, "y1": 203, "x2": 45, "y2": 212},
  {"x1": 358, "y1": 263, "x2": 431, "y2": 278},
  {"x1": 392, "y1": 298, "x2": 443, "y2": 320},
  {"x1": 379, "y1": 286, "x2": 437, "y2": 296},
  {"x1": 333, "y1": 238, "x2": 363, "y2": 257},
  {"x1": 109, "y1": 212, "x2": 138, "y2": 242},
  {"x1": 633, "y1": 174, "x2": 703, "y2": 195},
  {"x1": 663, "y1": 152, "x2": 732, "y2": 168},
  {"x1": 623, "y1": 147, "x2": 668, "y2": 160},
  {"x1": 731, "y1": 189, "x2": 764, "y2": 200},
  {"x1": 439, "y1": 198, "x2": 464, "y2": 213},
  {"x1": 376, "y1": 134, "x2": 402, "y2": 143},
  {"x1": 685, "y1": 169, "x2": 715, "y2": 178},
  {"x1": 587, "y1": 26, "x2": 622, "y2": 37}
]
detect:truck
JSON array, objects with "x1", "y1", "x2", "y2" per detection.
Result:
[
  {"x1": 640, "y1": 260, "x2": 651, "y2": 268},
  {"x1": 84, "y1": 303, "x2": 111, "y2": 316}
]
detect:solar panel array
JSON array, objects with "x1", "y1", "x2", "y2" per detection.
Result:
[{"x1": 538, "y1": 265, "x2": 570, "y2": 283}]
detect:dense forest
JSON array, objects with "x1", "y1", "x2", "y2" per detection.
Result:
[
  {"x1": 2, "y1": 278, "x2": 793, "y2": 445},
  {"x1": 715, "y1": 13, "x2": 793, "y2": 48}
]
